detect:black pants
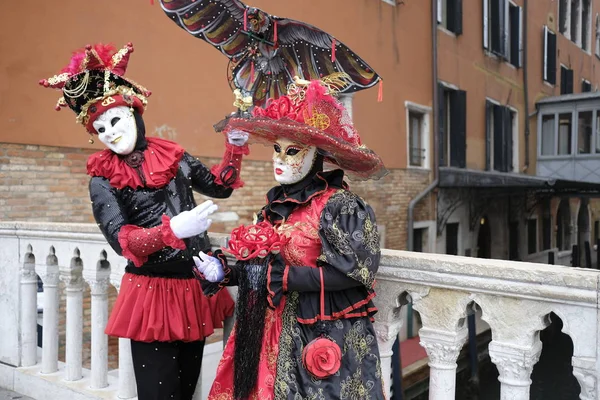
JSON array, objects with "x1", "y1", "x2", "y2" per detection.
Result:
[{"x1": 131, "y1": 339, "x2": 205, "y2": 400}]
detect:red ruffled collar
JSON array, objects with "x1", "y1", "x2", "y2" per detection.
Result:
[{"x1": 87, "y1": 137, "x2": 185, "y2": 189}]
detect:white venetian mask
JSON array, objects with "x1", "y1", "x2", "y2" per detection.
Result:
[
  {"x1": 92, "y1": 106, "x2": 138, "y2": 155},
  {"x1": 272, "y1": 138, "x2": 317, "y2": 185}
]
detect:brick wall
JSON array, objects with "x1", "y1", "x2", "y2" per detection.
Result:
[{"x1": 1, "y1": 142, "x2": 434, "y2": 249}]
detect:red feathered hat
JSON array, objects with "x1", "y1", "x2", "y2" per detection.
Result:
[
  {"x1": 40, "y1": 43, "x2": 151, "y2": 134},
  {"x1": 225, "y1": 74, "x2": 387, "y2": 180}
]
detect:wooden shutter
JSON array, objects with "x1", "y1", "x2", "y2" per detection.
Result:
[
  {"x1": 438, "y1": 83, "x2": 447, "y2": 167},
  {"x1": 448, "y1": 0, "x2": 463, "y2": 35},
  {"x1": 503, "y1": 107, "x2": 513, "y2": 172},
  {"x1": 493, "y1": 104, "x2": 504, "y2": 171},
  {"x1": 483, "y1": 0, "x2": 489, "y2": 49},
  {"x1": 566, "y1": 68, "x2": 574, "y2": 94},
  {"x1": 450, "y1": 90, "x2": 467, "y2": 168},
  {"x1": 547, "y1": 30, "x2": 557, "y2": 85},
  {"x1": 485, "y1": 101, "x2": 493, "y2": 170},
  {"x1": 509, "y1": 5, "x2": 521, "y2": 67}
]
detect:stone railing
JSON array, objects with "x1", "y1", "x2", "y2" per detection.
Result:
[{"x1": 0, "y1": 222, "x2": 599, "y2": 400}]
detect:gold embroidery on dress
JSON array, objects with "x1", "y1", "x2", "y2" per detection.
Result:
[
  {"x1": 274, "y1": 292, "x2": 299, "y2": 399},
  {"x1": 343, "y1": 320, "x2": 375, "y2": 363},
  {"x1": 339, "y1": 367, "x2": 376, "y2": 400},
  {"x1": 324, "y1": 222, "x2": 353, "y2": 255},
  {"x1": 361, "y1": 216, "x2": 380, "y2": 255},
  {"x1": 347, "y1": 257, "x2": 375, "y2": 289}
]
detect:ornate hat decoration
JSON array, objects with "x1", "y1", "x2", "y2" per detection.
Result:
[
  {"x1": 225, "y1": 73, "x2": 387, "y2": 180},
  {"x1": 40, "y1": 43, "x2": 151, "y2": 134}
]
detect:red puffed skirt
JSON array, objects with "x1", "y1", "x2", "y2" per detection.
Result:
[{"x1": 106, "y1": 272, "x2": 234, "y2": 342}]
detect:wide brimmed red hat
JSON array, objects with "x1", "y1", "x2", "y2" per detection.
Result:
[
  {"x1": 40, "y1": 43, "x2": 151, "y2": 134},
  {"x1": 225, "y1": 75, "x2": 387, "y2": 180}
]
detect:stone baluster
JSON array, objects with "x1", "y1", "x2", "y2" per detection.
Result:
[
  {"x1": 419, "y1": 327, "x2": 468, "y2": 400},
  {"x1": 374, "y1": 319, "x2": 403, "y2": 399},
  {"x1": 110, "y1": 271, "x2": 137, "y2": 399},
  {"x1": 37, "y1": 247, "x2": 60, "y2": 374},
  {"x1": 572, "y1": 357, "x2": 597, "y2": 400},
  {"x1": 475, "y1": 294, "x2": 549, "y2": 400},
  {"x1": 413, "y1": 288, "x2": 471, "y2": 400},
  {"x1": 84, "y1": 262, "x2": 111, "y2": 389},
  {"x1": 20, "y1": 248, "x2": 38, "y2": 367},
  {"x1": 488, "y1": 341, "x2": 542, "y2": 400},
  {"x1": 372, "y1": 280, "x2": 421, "y2": 398},
  {"x1": 60, "y1": 253, "x2": 84, "y2": 381}
]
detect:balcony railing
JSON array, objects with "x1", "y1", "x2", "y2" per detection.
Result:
[{"x1": 0, "y1": 222, "x2": 598, "y2": 400}]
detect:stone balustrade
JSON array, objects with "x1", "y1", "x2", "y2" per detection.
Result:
[{"x1": 0, "y1": 222, "x2": 598, "y2": 400}]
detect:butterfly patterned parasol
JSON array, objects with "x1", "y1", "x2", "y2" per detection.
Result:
[{"x1": 158, "y1": 0, "x2": 382, "y2": 108}]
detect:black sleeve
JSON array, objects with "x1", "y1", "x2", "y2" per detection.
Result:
[
  {"x1": 183, "y1": 152, "x2": 233, "y2": 199},
  {"x1": 89, "y1": 177, "x2": 128, "y2": 255},
  {"x1": 267, "y1": 190, "x2": 380, "y2": 304}
]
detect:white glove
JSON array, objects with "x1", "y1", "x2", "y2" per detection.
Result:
[
  {"x1": 169, "y1": 200, "x2": 218, "y2": 239},
  {"x1": 193, "y1": 251, "x2": 225, "y2": 282},
  {"x1": 227, "y1": 129, "x2": 249, "y2": 147}
]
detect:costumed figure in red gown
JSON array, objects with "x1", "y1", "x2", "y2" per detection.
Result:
[
  {"x1": 40, "y1": 42, "x2": 249, "y2": 400},
  {"x1": 194, "y1": 74, "x2": 388, "y2": 400}
]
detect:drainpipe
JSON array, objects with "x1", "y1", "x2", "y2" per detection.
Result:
[
  {"x1": 407, "y1": 0, "x2": 439, "y2": 252},
  {"x1": 523, "y1": 0, "x2": 531, "y2": 171}
]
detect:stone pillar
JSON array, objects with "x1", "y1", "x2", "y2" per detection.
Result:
[
  {"x1": 111, "y1": 273, "x2": 137, "y2": 399},
  {"x1": 20, "y1": 256, "x2": 38, "y2": 367},
  {"x1": 488, "y1": 341, "x2": 541, "y2": 400},
  {"x1": 38, "y1": 260, "x2": 60, "y2": 374},
  {"x1": 86, "y1": 275, "x2": 110, "y2": 389},
  {"x1": 419, "y1": 327, "x2": 468, "y2": 400},
  {"x1": 60, "y1": 263, "x2": 84, "y2": 381},
  {"x1": 373, "y1": 319, "x2": 403, "y2": 399},
  {"x1": 572, "y1": 357, "x2": 597, "y2": 400}
]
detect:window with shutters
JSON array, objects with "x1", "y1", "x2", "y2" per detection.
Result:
[
  {"x1": 582, "y1": 79, "x2": 592, "y2": 92},
  {"x1": 558, "y1": 0, "x2": 592, "y2": 50},
  {"x1": 543, "y1": 27, "x2": 557, "y2": 85},
  {"x1": 438, "y1": 84, "x2": 467, "y2": 168},
  {"x1": 437, "y1": 0, "x2": 463, "y2": 35},
  {"x1": 560, "y1": 66, "x2": 574, "y2": 94},
  {"x1": 406, "y1": 102, "x2": 431, "y2": 169},
  {"x1": 482, "y1": 0, "x2": 522, "y2": 67},
  {"x1": 485, "y1": 100, "x2": 517, "y2": 172}
]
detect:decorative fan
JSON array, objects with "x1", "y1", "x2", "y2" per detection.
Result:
[{"x1": 158, "y1": 0, "x2": 382, "y2": 107}]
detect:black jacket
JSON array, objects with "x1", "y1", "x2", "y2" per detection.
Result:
[{"x1": 90, "y1": 152, "x2": 232, "y2": 275}]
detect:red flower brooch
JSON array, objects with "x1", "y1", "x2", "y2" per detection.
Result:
[
  {"x1": 224, "y1": 222, "x2": 287, "y2": 261},
  {"x1": 302, "y1": 337, "x2": 342, "y2": 379}
]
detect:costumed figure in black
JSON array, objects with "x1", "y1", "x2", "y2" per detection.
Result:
[
  {"x1": 193, "y1": 75, "x2": 388, "y2": 400},
  {"x1": 40, "y1": 42, "x2": 250, "y2": 400}
]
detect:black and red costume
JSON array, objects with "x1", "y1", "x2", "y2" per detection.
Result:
[{"x1": 41, "y1": 43, "x2": 247, "y2": 400}]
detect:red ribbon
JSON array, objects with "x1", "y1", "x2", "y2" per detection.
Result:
[
  {"x1": 274, "y1": 21, "x2": 278, "y2": 43},
  {"x1": 377, "y1": 80, "x2": 383, "y2": 102},
  {"x1": 244, "y1": 8, "x2": 248, "y2": 31}
]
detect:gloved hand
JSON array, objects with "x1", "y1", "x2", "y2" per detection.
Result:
[
  {"x1": 170, "y1": 200, "x2": 218, "y2": 239},
  {"x1": 227, "y1": 129, "x2": 249, "y2": 147},
  {"x1": 193, "y1": 251, "x2": 225, "y2": 282}
]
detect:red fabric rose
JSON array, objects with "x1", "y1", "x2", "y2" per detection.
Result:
[
  {"x1": 302, "y1": 337, "x2": 342, "y2": 379},
  {"x1": 225, "y1": 222, "x2": 287, "y2": 261}
]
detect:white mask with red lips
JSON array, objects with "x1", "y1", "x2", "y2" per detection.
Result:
[
  {"x1": 272, "y1": 138, "x2": 318, "y2": 185},
  {"x1": 92, "y1": 106, "x2": 138, "y2": 155}
]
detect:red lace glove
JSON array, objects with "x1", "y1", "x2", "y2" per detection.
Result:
[{"x1": 117, "y1": 215, "x2": 186, "y2": 267}]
